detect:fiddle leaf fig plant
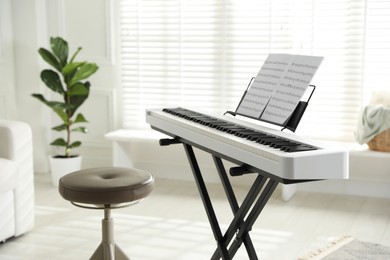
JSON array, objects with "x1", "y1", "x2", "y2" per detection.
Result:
[{"x1": 32, "y1": 37, "x2": 99, "y2": 158}]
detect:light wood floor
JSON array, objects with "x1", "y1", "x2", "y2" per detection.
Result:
[{"x1": 0, "y1": 173, "x2": 389, "y2": 259}]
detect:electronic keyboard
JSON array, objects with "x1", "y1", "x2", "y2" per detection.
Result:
[{"x1": 146, "y1": 107, "x2": 348, "y2": 181}]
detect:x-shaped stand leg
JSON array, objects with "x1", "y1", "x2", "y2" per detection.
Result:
[{"x1": 183, "y1": 144, "x2": 279, "y2": 260}]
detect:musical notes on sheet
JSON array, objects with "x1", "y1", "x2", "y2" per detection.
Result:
[{"x1": 236, "y1": 54, "x2": 323, "y2": 125}]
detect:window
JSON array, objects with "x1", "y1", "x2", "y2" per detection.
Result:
[{"x1": 119, "y1": 0, "x2": 390, "y2": 142}]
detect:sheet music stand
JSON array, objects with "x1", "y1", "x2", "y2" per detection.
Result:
[
  {"x1": 225, "y1": 78, "x2": 316, "y2": 133},
  {"x1": 282, "y1": 84, "x2": 315, "y2": 132}
]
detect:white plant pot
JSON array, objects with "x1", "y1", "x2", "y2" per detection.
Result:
[{"x1": 49, "y1": 155, "x2": 82, "y2": 186}]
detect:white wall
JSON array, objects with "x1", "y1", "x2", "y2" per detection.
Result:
[
  {"x1": 0, "y1": 0, "x2": 17, "y2": 119},
  {"x1": 1, "y1": 0, "x2": 119, "y2": 173}
]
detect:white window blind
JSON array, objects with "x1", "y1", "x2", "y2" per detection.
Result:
[
  {"x1": 363, "y1": 0, "x2": 390, "y2": 102},
  {"x1": 119, "y1": 0, "x2": 390, "y2": 142}
]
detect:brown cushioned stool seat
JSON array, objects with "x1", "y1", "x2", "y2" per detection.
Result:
[
  {"x1": 59, "y1": 167, "x2": 154, "y2": 206},
  {"x1": 58, "y1": 167, "x2": 154, "y2": 260}
]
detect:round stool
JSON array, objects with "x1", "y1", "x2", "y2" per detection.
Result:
[{"x1": 58, "y1": 167, "x2": 154, "y2": 260}]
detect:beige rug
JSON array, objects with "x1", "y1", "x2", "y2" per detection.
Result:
[{"x1": 298, "y1": 236, "x2": 390, "y2": 260}]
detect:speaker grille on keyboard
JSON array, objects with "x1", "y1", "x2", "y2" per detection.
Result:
[{"x1": 163, "y1": 107, "x2": 318, "y2": 153}]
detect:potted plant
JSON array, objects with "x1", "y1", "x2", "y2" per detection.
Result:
[{"x1": 32, "y1": 36, "x2": 99, "y2": 186}]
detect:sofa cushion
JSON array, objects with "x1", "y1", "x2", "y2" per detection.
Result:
[{"x1": 0, "y1": 158, "x2": 18, "y2": 193}]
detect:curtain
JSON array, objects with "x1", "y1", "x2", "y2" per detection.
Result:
[{"x1": 119, "y1": 0, "x2": 390, "y2": 142}]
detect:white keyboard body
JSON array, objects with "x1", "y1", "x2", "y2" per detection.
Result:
[{"x1": 146, "y1": 108, "x2": 348, "y2": 181}]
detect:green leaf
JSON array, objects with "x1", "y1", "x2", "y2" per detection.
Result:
[
  {"x1": 62, "y1": 62, "x2": 85, "y2": 77},
  {"x1": 50, "y1": 37, "x2": 68, "y2": 68},
  {"x1": 69, "y1": 82, "x2": 89, "y2": 96},
  {"x1": 74, "y1": 113, "x2": 88, "y2": 123},
  {"x1": 38, "y1": 48, "x2": 62, "y2": 72},
  {"x1": 68, "y1": 63, "x2": 99, "y2": 86},
  {"x1": 31, "y1": 94, "x2": 70, "y2": 123},
  {"x1": 52, "y1": 109, "x2": 68, "y2": 124},
  {"x1": 41, "y1": 70, "x2": 64, "y2": 94},
  {"x1": 72, "y1": 127, "x2": 88, "y2": 133},
  {"x1": 69, "y1": 141, "x2": 81, "y2": 149},
  {"x1": 50, "y1": 138, "x2": 67, "y2": 147},
  {"x1": 52, "y1": 124, "x2": 67, "y2": 131},
  {"x1": 31, "y1": 93, "x2": 48, "y2": 104},
  {"x1": 68, "y1": 82, "x2": 90, "y2": 117},
  {"x1": 31, "y1": 94, "x2": 67, "y2": 109}
]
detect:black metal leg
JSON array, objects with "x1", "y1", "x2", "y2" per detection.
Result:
[
  {"x1": 227, "y1": 178, "x2": 278, "y2": 259},
  {"x1": 183, "y1": 143, "x2": 279, "y2": 260},
  {"x1": 183, "y1": 144, "x2": 230, "y2": 259},
  {"x1": 212, "y1": 156, "x2": 258, "y2": 259}
]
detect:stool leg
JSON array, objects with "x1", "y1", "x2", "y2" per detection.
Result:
[{"x1": 90, "y1": 208, "x2": 130, "y2": 260}]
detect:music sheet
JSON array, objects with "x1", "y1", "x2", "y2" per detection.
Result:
[{"x1": 236, "y1": 54, "x2": 323, "y2": 125}]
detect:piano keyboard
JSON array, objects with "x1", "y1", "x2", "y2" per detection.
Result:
[
  {"x1": 146, "y1": 108, "x2": 348, "y2": 181},
  {"x1": 162, "y1": 107, "x2": 318, "y2": 153}
]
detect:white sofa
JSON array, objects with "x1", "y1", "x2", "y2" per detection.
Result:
[{"x1": 0, "y1": 120, "x2": 34, "y2": 241}]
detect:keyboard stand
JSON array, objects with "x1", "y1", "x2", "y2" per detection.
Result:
[{"x1": 160, "y1": 138, "x2": 287, "y2": 259}]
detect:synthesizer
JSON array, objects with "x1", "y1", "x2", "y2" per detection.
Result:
[{"x1": 146, "y1": 107, "x2": 348, "y2": 182}]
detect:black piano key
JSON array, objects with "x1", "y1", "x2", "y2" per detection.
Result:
[
  {"x1": 227, "y1": 127, "x2": 248, "y2": 134},
  {"x1": 209, "y1": 122, "x2": 231, "y2": 129},
  {"x1": 279, "y1": 142, "x2": 299, "y2": 147},
  {"x1": 270, "y1": 141, "x2": 293, "y2": 148},
  {"x1": 216, "y1": 125, "x2": 241, "y2": 133},
  {"x1": 248, "y1": 134, "x2": 269, "y2": 141},
  {"x1": 258, "y1": 139, "x2": 276, "y2": 145},
  {"x1": 199, "y1": 119, "x2": 220, "y2": 126},
  {"x1": 256, "y1": 137, "x2": 277, "y2": 144},
  {"x1": 279, "y1": 143, "x2": 305, "y2": 152},
  {"x1": 288, "y1": 145, "x2": 317, "y2": 152},
  {"x1": 235, "y1": 130, "x2": 257, "y2": 138},
  {"x1": 224, "y1": 127, "x2": 243, "y2": 133}
]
